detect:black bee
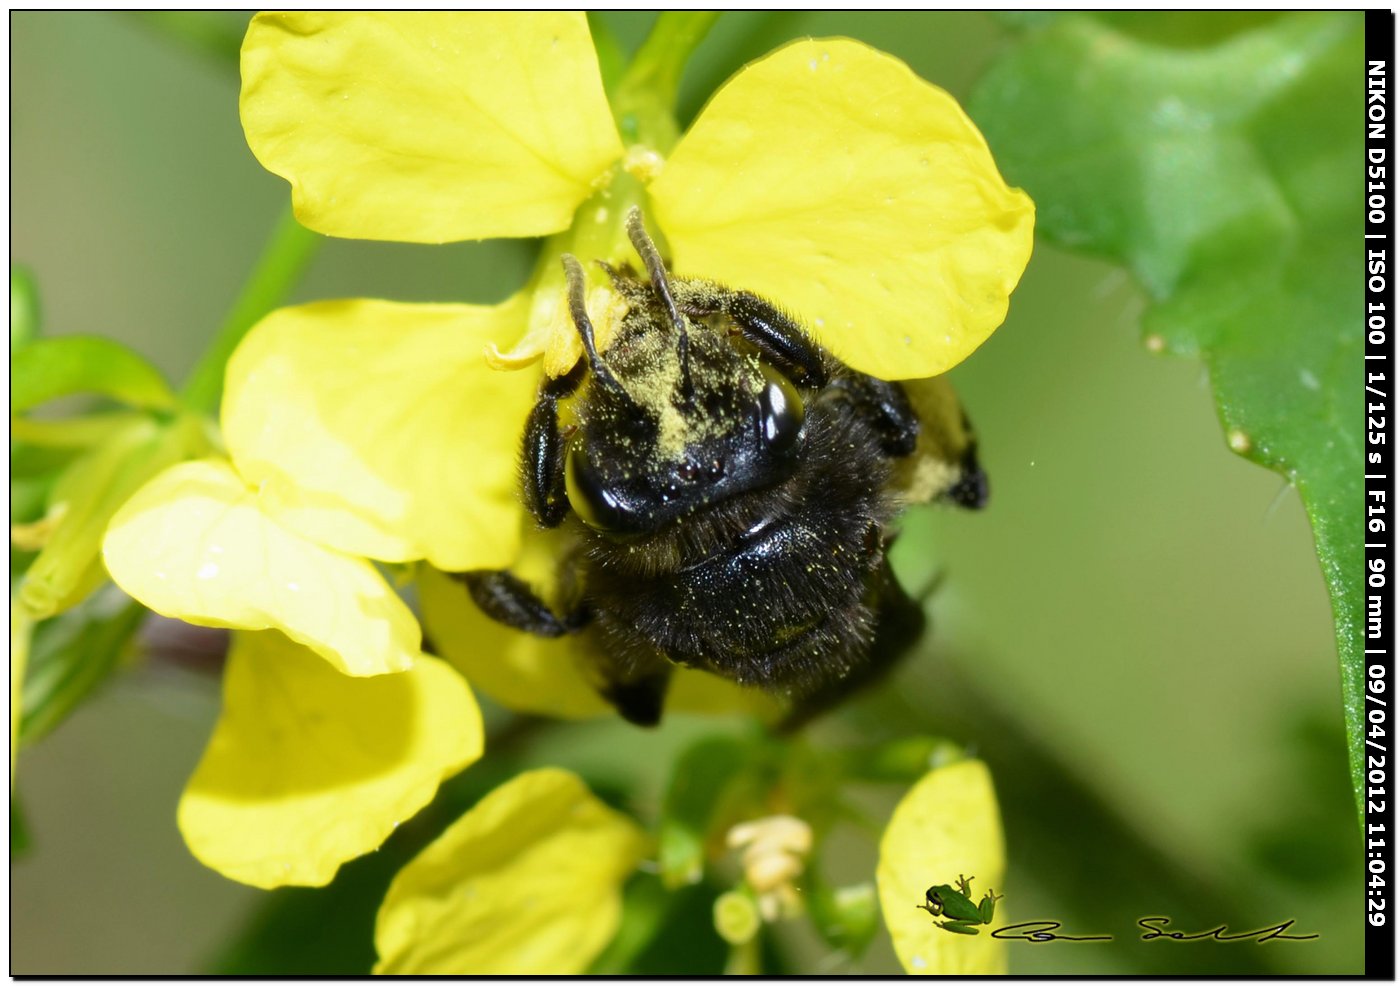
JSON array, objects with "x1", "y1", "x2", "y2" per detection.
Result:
[{"x1": 462, "y1": 209, "x2": 987, "y2": 727}]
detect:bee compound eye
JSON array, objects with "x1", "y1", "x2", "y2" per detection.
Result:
[
  {"x1": 757, "y1": 371, "x2": 805, "y2": 456},
  {"x1": 565, "y1": 446, "x2": 633, "y2": 533}
]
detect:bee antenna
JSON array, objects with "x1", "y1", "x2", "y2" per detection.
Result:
[
  {"x1": 562, "y1": 254, "x2": 623, "y2": 393},
  {"x1": 625, "y1": 207, "x2": 694, "y2": 403}
]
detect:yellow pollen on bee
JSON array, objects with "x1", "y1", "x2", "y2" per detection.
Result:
[{"x1": 588, "y1": 285, "x2": 628, "y2": 356}]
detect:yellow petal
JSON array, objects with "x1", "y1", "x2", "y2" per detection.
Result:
[
  {"x1": 487, "y1": 275, "x2": 628, "y2": 379},
  {"x1": 668, "y1": 667, "x2": 782, "y2": 719},
  {"x1": 179, "y1": 631, "x2": 481, "y2": 888},
  {"x1": 418, "y1": 557, "x2": 612, "y2": 720},
  {"x1": 650, "y1": 39, "x2": 1034, "y2": 380},
  {"x1": 223, "y1": 297, "x2": 537, "y2": 572},
  {"x1": 102, "y1": 458, "x2": 418, "y2": 676},
  {"x1": 241, "y1": 12, "x2": 624, "y2": 243},
  {"x1": 375, "y1": 768, "x2": 646, "y2": 974},
  {"x1": 876, "y1": 759, "x2": 1007, "y2": 974},
  {"x1": 418, "y1": 524, "x2": 780, "y2": 721}
]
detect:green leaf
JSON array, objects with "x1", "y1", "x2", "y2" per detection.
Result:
[
  {"x1": 12, "y1": 335, "x2": 176, "y2": 412},
  {"x1": 594, "y1": 877, "x2": 728, "y2": 975},
  {"x1": 1246, "y1": 708, "x2": 1357, "y2": 885},
  {"x1": 805, "y1": 872, "x2": 878, "y2": 959},
  {"x1": 11, "y1": 412, "x2": 145, "y2": 451},
  {"x1": 20, "y1": 584, "x2": 147, "y2": 744},
  {"x1": 10, "y1": 416, "x2": 147, "y2": 522},
  {"x1": 11, "y1": 600, "x2": 33, "y2": 779},
  {"x1": 11, "y1": 265, "x2": 40, "y2": 351},
  {"x1": 586, "y1": 874, "x2": 685, "y2": 974},
  {"x1": 839, "y1": 735, "x2": 966, "y2": 784},
  {"x1": 18, "y1": 413, "x2": 207, "y2": 619},
  {"x1": 210, "y1": 852, "x2": 386, "y2": 975},
  {"x1": 11, "y1": 476, "x2": 51, "y2": 528},
  {"x1": 970, "y1": 11, "x2": 1366, "y2": 815},
  {"x1": 1030, "y1": 11, "x2": 1288, "y2": 48},
  {"x1": 657, "y1": 735, "x2": 750, "y2": 889}
]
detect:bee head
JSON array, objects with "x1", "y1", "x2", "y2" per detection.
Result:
[{"x1": 560, "y1": 213, "x2": 807, "y2": 538}]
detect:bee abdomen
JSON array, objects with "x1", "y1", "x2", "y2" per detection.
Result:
[{"x1": 590, "y1": 507, "x2": 885, "y2": 691}]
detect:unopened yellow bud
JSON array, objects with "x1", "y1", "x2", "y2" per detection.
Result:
[{"x1": 714, "y1": 889, "x2": 761, "y2": 945}]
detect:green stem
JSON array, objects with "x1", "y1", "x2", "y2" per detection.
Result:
[
  {"x1": 20, "y1": 597, "x2": 146, "y2": 746},
  {"x1": 621, "y1": 12, "x2": 720, "y2": 110},
  {"x1": 181, "y1": 204, "x2": 322, "y2": 413},
  {"x1": 132, "y1": 11, "x2": 244, "y2": 69},
  {"x1": 723, "y1": 935, "x2": 763, "y2": 976},
  {"x1": 514, "y1": 12, "x2": 720, "y2": 346},
  {"x1": 611, "y1": 12, "x2": 720, "y2": 152}
]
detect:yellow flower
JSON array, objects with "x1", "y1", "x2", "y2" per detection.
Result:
[
  {"x1": 100, "y1": 19, "x2": 1032, "y2": 949},
  {"x1": 374, "y1": 768, "x2": 647, "y2": 974},
  {"x1": 218, "y1": 10, "x2": 1032, "y2": 718},
  {"x1": 105, "y1": 457, "x2": 420, "y2": 677},
  {"x1": 101, "y1": 456, "x2": 485, "y2": 888},
  {"x1": 240, "y1": 12, "x2": 1031, "y2": 378},
  {"x1": 877, "y1": 760, "x2": 1008, "y2": 974},
  {"x1": 179, "y1": 628, "x2": 481, "y2": 889}
]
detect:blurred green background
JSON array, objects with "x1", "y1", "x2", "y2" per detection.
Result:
[{"x1": 11, "y1": 11, "x2": 1360, "y2": 974}]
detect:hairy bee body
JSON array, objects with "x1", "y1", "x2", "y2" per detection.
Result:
[
  {"x1": 464, "y1": 211, "x2": 985, "y2": 726},
  {"x1": 583, "y1": 298, "x2": 894, "y2": 684}
]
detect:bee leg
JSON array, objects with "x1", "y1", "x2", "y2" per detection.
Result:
[
  {"x1": 675, "y1": 283, "x2": 830, "y2": 388},
  {"x1": 600, "y1": 664, "x2": 673, "y2": 728},
  {"x1": 462, "y1": 570, "x2": 673, "y2": 726},
  {"x1": 821, "y1": 373, "x2": 920, "y2": 457},
  {"x1": 458, "y1": 570, "x2": 591, "y2": 637},
  {"x1": 523, "y1": 363, "x2": 586, "y2": 527},
  {"x1": 946, "y1": 431, "x2": 990, "y2": 511},
  {"x1": 776, "y1": 560, "x2": 925, "y2": 732}
]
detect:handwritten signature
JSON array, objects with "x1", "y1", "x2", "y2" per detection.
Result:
[
  {"x1": 991, "y1": 921, "x2": 1111, "y2": 943},
  {"x1": 1137, "y1": 917, "x2": 1319, "y2": 943},
  {"x1": 986, "y1": 917, "x2": 1319, "y2": 944}
]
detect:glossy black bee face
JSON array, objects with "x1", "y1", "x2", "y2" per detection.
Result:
[
  {"x1": 565, "y1": 318, "x2": 808, "y2": 537},
  {"x1": 461, "y1": 207, "x2": 989, "y2": 728}
]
